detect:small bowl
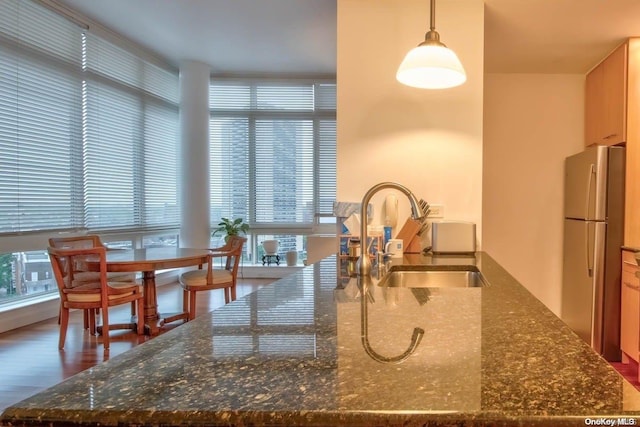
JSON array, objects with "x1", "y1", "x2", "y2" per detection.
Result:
[{"x1": 262, "y1": 240, "x2": 279, "y2": 255}]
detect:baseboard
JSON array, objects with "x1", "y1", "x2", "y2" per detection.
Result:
[
  {"x1": 237, "y1": 265, "x2": 303, "y2": 279},
  {"x1": 0, "y1": 295, "x2": 61, "y2": 335}
]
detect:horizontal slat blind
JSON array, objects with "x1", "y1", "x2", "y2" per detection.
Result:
[
  {"x1": 0, "y1": 0, "x2": 179, "y2": 235},
  {"x1": 144, "y1": 103, "x2": 179, "y2": 226},
  {"x1": 317, "y1": 119, "x2": 337, "y2": 215},
  {"x1": 0, "y1": 0, "x2": 83, "y2": 233},
  {"x1": 209, "y1": 117, "x2": 250, "y2": 225},
  {"x1": 315, "y1": 82, "x2": 336, "y2": 110},
  {"x1": 210, "y1": 84, "x2": 250, "y2": 110},
  {"x1": 210, "y1": 79, "x2": 336, "y2": 227},
  {"x1": 83, "y1": 32, "x2": 179, "y2": 231},
  {"x1": 83, "y1": 33, "x2": 178, "y2": 104},
  {"x1": 255, "y1": 119, "x2": 314, "y2": 224},
  {"x1": 83, "y1": 81, "x2": 138, "y2": 228},
  {"x1": 0, "y1": 0, "x2": 81, "y2": 65},
  {"x1": 256, "y1": 84, "x2": 314, "y2": 111}
]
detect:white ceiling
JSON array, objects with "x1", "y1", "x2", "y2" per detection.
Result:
[
  {"x1": 484, "y1": 0, "x2": 640, "y2": 73},
  {"x1": 55, "y1": 0, "x2": 640, "y2": 76},
  {"x1": 56, "y1": 0, "x2": 337, "y2": 76}
]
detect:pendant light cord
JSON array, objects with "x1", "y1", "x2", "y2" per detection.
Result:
[{"x1": 430, "y1": 0, "x2": 436, "y2": 32}]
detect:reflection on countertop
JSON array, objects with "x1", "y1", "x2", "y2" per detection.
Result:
[{"x1": 3, "y1": 252, "x2": 640, "y2": 427}]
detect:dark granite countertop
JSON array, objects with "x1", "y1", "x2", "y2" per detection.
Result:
[{"x1": 3, "y1": 252, "x2": 640, "y2": 427}]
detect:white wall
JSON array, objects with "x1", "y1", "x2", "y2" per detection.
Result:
[
  {"x1": 483, "y1": 73, "x2": 584, "y2": 315},
  {"x1": 337, "y1": 0, "x2": 484, "y2": 241}
]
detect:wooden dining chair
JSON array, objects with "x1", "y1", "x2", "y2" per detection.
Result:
[
  {"x1": 49, "y1": 235, "x2": 137, "y2": 333},
  {"x1": 178, "y1": 236, "x2": 246, "y2": 321},
  {"x1": 48, "y1": 245, "x2": 144, "y2": 351}
]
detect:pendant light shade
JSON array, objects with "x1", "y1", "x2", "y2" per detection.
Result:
[{"x1": 396, "y1": 0, "x2": 466, "y2": 89}]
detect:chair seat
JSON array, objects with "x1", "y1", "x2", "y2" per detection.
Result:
[
  {"x1": 177, "y1": 236, "x2": 246, "y2": 321},
  {"x1": 180, "y1": 269, "x2": 232, "y2": 289},
  {"x1": 73, "y1": 271, "x2": 136, "y2": 285},
  {"x1": 65, "y1": 282, "x2": 142, "y2": 303}
]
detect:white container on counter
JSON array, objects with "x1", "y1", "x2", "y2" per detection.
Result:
[{"x1": 431, "y1": 221, "x2": 476, "y2": 254}]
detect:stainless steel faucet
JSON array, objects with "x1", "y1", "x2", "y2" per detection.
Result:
[
  {"x1": 357, "y1": 182, "x2": 427, "y2": 363},
  {"x1": 358, "y1": 182, "x2": 427, "y2": 276}
]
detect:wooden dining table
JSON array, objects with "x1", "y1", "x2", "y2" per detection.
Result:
[{"x1": 83, "y1": 247, "x2": 212, "y2": 335}]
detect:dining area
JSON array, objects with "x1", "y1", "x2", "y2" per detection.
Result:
[{"x1": 47, "y1": 234, "x2": 247, "y2": 351}]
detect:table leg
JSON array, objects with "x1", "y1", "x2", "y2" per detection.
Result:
[{"x1": 143, "y1": 270, "x2": 160, "y2": 335}]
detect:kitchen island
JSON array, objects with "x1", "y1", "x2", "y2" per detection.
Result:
[{"x1": 2, "y1": 252, "x2": 640, "y2": 427}]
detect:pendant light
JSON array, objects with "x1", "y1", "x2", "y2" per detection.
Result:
[{"x1": 396, "y1": 0, "x2": 466, "y2": 89}]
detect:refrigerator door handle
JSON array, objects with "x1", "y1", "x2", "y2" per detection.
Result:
[
  {"x1": 585, "y1": 221, "x2": 593, "y2": 277},
  {"x1": 584, "y1": 163, "x2": 595, "y2": 220},
  {"x1": 591, "y1": 222, "x2": 606, "y2": 354},
  {"x1": 584, "y1": 164, "x2": 595, "y2": 277}
]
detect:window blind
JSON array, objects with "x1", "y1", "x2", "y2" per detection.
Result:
[
  {"x1": 82, "y1": 32, "x2": 179, "y2": 231},
  {"x1": 0, "y1": 0, "x2": 179, "y2": 235},
  {"x1": 143, "y1": 103, "x2": 179, "y2": 226},
  {"x1": 209, "y1": 79, "x2": 336, "y2": 228},
  {"x1": 209, "y1": 117, "x2": 250, "y2": 225},
  {"x1": 82, "y1": 81, "x2": 138, "y2": 228},
  {"x1": 0, "y1": 0, "x2": 84, "y2": 233},
  {"x1": 317, "y1": 119, "x2": 337, "y2": 216},
  {"x1": 254, "y1": 119, "x2": 314, "y2": 224}
]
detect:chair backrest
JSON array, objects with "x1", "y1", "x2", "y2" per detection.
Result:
[
  {"x1": 206, "y1": 236, "x2": 246, "y2": 283},
  {"x1": 224, "y1": 235, "x2": 246, "y2": 274},
  {"x1": 49, "y1": 235, "x2": 104, "y2": 250},
  {"x1": 49, "y1": 235, "x2": 107, "y2": 287},
  {"x1": 48, "y1": 246, "x2": 108, "y2": 294}
]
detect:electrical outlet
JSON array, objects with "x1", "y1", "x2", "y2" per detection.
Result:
[{"x1": 428, "y1": 204, "x2": 444, "y2": 218}]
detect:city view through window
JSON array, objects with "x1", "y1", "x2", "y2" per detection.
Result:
[{"x1": 0, "y1": 235, "x2": 174, "y2": 303}]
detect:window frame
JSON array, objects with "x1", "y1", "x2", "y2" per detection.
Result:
[
  {"x1": 209, "y1": 77, "x2": 336, "y2": 229},
  {"x1": 0, "y1": 0, "x2": 180, "y2": 307},
  {"x1": 209, "y1": 78, "x2": 336, "y2": 264}
]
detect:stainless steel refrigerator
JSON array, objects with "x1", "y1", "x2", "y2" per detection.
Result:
[{"x1": 562, "y1": 145, "x2": 625, "y2": 361}]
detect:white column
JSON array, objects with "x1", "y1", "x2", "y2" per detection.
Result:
[{"x1": 179, "y1": 61, "x2": 210, "y2": 248}]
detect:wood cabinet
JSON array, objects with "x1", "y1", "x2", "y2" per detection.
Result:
[
  {"x1": 585, "y1": 42, "x2": 628, "y2": 147},
  {"x1": 625, "y1": 39, "x2": 640, "y2": 247},
  {"x1": 585, "y1": 42, "x2": 636, "y2": 245},
  {"x1": 621, "y1": 250, "x2": 640, "y2": 364},
  {"x1": 589, "y1": 39, "x2": 640, "y2": 247}
]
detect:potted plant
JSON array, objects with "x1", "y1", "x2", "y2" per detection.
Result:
[{"x1": 213, "y1": 217, "x2": 250, "y2": 242}]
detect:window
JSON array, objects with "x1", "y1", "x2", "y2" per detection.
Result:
[
  {"x1": 0, "y1": 0, "x2": 84, "y2": 233},
  {"x1": 0, "y1": 0, "x2": 179, "y2": 304},
  {"x1": 0, "y1": 250, "x2": 56, "y2": 302},
  {"x1": 209, "y1": 79, "x2": 336, "y2": 260},
  {"x1": 0, "y1": 0, "x2": 179, "y2": 236},
  {"x1": 82, "y1": 32, "x2": 179, "y2": 231}
]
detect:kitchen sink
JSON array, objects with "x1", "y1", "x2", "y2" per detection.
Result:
[{"x1": 377, "y1": 266, "x2": 485, "y2": 288}]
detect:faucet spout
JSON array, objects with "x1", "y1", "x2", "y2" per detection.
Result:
[{"x1": 358, "y1": 182, "x2": 427, "y2": 276}]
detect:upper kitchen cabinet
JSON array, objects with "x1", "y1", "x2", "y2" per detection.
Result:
[
  {"x1": 625, "y1": 39, "x2": 640, "y2": 247},
  {"x1": 584, "y1": 38, "x2": 640, "y2": 246},
  {"x1": 585, "y1": 41, "x2": 628, "y2": 147}
]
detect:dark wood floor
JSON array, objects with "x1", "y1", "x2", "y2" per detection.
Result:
[{"x1": 0, "y1": 278, "x2": 271, "y2": 412}]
